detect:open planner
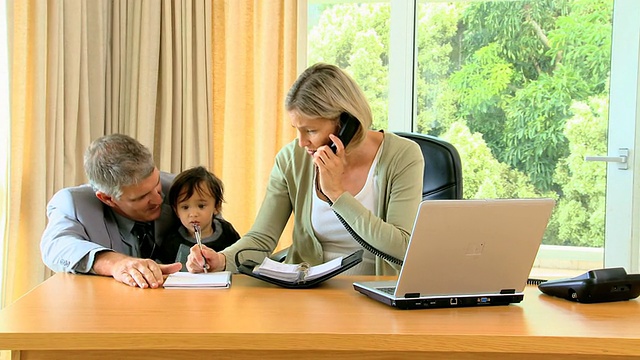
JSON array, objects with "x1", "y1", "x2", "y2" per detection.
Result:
[{"x1": 238, "y1": 249, "x2": 363, "y2": 288}]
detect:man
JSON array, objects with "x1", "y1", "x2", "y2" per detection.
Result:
[{"x1": 41, "y1": 134, "x2": 181, "y2": 288}]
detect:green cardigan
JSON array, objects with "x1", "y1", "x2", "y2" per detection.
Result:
[{"x1": 222, "y1": 131, "x2": 425, "y2": 275}]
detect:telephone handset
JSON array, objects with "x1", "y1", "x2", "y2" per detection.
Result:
[{"x1": 329, "y1": 112, "x2": 360, "y2": 153}]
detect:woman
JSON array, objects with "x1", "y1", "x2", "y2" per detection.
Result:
[{"x1": 187, "y1": 63, "x2": 424, "y2": 275}]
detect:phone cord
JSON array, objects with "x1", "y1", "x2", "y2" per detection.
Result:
[
  {"x1": 317, "y1": 177, "x2": 403, "y2": 266},
  {"x1": 234, "y1": 248, "x2": 271, "y2": 268}
]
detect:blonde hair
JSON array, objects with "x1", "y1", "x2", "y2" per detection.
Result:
[{"x1": 285, "y1": 63, "x2": 372, "y2": 148}]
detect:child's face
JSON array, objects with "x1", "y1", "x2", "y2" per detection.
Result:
[{"x1": 175, "y1": 188, "x2": 217, "y2": 237}]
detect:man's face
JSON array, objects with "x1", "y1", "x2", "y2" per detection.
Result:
[{"x1": 97, "y1": 168, "x2": 164, "y2": 222}]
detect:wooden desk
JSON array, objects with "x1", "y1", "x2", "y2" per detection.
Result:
[{"x1": 0, "y1": 273, "x2": 639, "y2": 360}]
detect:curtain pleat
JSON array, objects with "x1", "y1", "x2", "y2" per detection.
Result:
[
  {"x1": 211, "y1": 1, "x2": 298, "y2": 243},
  {"x1": 3, "y1": 0, "x2": 297, "y2": 308},
  {"x1": 4, "y1": 0, "x2": 50, "y2": 308}
]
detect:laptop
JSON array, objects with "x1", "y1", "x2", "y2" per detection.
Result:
[{"x1": 353, "y1": 198, "x2": 555, "y2": 310}]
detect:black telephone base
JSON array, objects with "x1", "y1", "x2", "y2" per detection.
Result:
[{"x1": 538, "y1": 267, "x2": 640, "y2": 303}]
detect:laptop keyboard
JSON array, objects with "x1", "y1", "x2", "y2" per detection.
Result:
[{"x1": 378, "y1": 287, "x2": 396, "y2": 295}]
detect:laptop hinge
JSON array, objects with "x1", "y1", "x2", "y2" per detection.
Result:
[
  {"x1": 500, "y1": 289, "x2": 516, "y2": 294},
  {"x1": 404, "y1": 293, "x2": 421, "y2": 298}
]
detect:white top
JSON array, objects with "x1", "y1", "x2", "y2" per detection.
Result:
[{"x1": 311, "y1": 141, "x2": 384, "y2": 275}]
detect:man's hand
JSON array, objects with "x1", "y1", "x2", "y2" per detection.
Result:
[
  {"x1": 186, "y1": 245, "x2": 226, "y2": 273},
  {"x1": 94, "y1": 251, "x2": 182, "y2": 288}
]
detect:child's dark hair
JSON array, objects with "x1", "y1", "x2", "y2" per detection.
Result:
[{"x1": 169, "y1": 166, "x2": 225, "y2": 213}]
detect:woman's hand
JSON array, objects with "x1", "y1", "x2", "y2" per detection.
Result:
[
  {"x1": 186, "y1": 244, "x2": 226, "y2": 272},
  {"x1": 314, "y1": 134, "x2": 347, "y2": 202}
]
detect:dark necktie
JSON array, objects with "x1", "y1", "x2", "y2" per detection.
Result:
[{"x1": 131, "y1": 222, "x2": 156, "y2": 259}]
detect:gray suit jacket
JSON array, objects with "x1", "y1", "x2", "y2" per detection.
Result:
[{"x1": 40, "y1": 172, "x2": 178, "y2": 273}]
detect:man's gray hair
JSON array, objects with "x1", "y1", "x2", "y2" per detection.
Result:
[{"x1": 84, "y1": 134, "x2": 155, "y2": 199}]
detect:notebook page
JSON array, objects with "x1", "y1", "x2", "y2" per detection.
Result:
[
  {"x1": 306, "y1": 256, "x2": 343, "y2": 280},
  {"x1": 163, "y1": 271, "x2": 231, "y2": 288}
]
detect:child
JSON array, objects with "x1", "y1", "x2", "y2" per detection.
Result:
[{"x1": 162, "y1": 166, "x2": 240, "y2": 271}]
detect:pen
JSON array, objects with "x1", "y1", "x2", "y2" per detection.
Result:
[{"x1": 193, "y1": 224, "x2": 208, "y2": 273}]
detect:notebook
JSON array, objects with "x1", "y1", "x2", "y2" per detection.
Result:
[
  {"x1": 353, "y1": 198, "x2": 555, "y2": 310},
  {"x1": 163, "y1": 271, "x2": 231, "y2": 289}
]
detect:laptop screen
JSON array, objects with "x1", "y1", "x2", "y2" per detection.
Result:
[{"x1": 394, "y1": 198, "x2": 555, "y2": 298}]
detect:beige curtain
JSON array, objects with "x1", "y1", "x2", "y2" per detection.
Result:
[
  {"x1": 2, "y1": 0, "x2": 297, "y2": 308},
  {"x1": 5, "y1": 0, "x2": 50, "y2": 309},
  {"x1": 211, "y1": 1, "x2": 298, "y2": 239}
]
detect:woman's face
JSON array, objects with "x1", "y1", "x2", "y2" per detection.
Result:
[{"x1": 289, "y1": 111, "x2": 338, "y2": 157}]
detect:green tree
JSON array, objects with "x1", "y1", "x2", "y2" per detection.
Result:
[
  {"x1": 307, "y1": 0, "x2": 613, "y2": 247},
  {"x1": 451, "y1": 0, "x2": 612, "y2": 193},
  {"x1": 448, "y1": 42, "x2": 513, "y2": 149},
  {"x1": 414, "y1": 3, "x2": 463, "y2": 134},
  {"x1": 549, "y1": 96, "x2": 607, "y2": 247},
  {"x1": 308, "y1": 4, "x2": 390, "y2": 129},
  {"x1": 442, "y1": 122, "x2": 544, "y2": 200}
]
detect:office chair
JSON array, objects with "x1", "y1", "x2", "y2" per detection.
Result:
[
  {"x1": 394, "y1": 132, "x2": 462, "y2": 201},
  {"x1": 270, "y1": 132, "x2": 463, "y2": 262}
]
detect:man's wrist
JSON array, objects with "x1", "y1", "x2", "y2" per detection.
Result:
[{"x1": 93, "y1": 251, "x2": 126, "y2": 277}]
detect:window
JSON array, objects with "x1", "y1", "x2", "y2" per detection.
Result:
[{"x1": 305, "y1": 0, "x2": 639, "y2": 276}]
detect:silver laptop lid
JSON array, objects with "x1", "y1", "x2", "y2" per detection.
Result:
[{"x1": 395, "y1": 198, "x2": 555, "y2": 298}]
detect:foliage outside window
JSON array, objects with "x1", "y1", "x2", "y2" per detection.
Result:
[{"x1": 308, "y1": 0, "x2": 613, "y2": 248}]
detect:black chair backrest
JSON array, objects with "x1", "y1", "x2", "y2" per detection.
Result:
[{"x1": 394, "y1": 132, "x2": 463, "y2": 200}]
